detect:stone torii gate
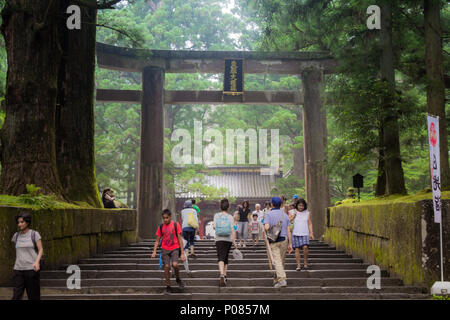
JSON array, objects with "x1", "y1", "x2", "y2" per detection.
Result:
[{"x1": 95, "y1": 42, "x2": 336, "y2": 240}]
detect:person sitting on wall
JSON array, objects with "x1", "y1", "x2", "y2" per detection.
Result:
[{"x1": 102, "y1": 188, "x2": 116, "y2": 208}]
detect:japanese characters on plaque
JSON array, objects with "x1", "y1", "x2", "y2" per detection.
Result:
[{"x1": 223, "y1": 59, "x2": 243, "y2": 96}]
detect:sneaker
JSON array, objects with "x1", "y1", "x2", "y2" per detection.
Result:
[
  {"x1": 224, "y1": 275, "x2": 227, "y2": 284},
  {"x1": 219, "y1": 275, "x2": 226, "y2": 287},
  {"x1": 274, "y1": 280, "x2": 287, "y2": 288},
  {"x1": 176, "y1": 278, "x2": 185, "y2": 289},
  {"x1": 273, "y1": 281, "x2": 282, "y2": 288},
  {"x1": 165, "y1": 286, "x2": 173, "y2": 293}
]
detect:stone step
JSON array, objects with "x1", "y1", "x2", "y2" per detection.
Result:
[
  {"x1": 30, "y1": 285, "x2": 427, "y2": 295},
  {"x1": 139, "y1": 239, "x2": 325, "y2": 243},
  {"x1": 61, "y1": 263, "x2": 371, "y2": 271},
  {"x1": 126, "y1": 243, "x2": 335, "y2": 249},
  {"x1": 40, "y1": 277, "x2": 404, "y2": 287},
  {"x1": 109, "y1": 249, "x2": 344, "y2": 254},
  {"x1": 34, "y1": 237, "x2": 427, "y2": 299},
  {"x1": 97, "y1": 253, "x2": 353, "y2": 259},
  {"x1": 132, "y1": 243, "x2": 331, "y2": 249},
  {"x1": 41, "y1": 269, "x2": 389, "y2": 279},
  {"x1": 77, "y1": 257, "x2": 364, "y2": 264},
  {"x1": 39, "y1": 292, "x2": 431, "y2": 300}
]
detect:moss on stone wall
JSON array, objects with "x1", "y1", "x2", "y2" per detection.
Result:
[
  {"x1": 0, "y1": 206, "x2": 136, "y2": 286},
  {"x1": 325, "y1": 192, "x2": 449, "y2": 287}
]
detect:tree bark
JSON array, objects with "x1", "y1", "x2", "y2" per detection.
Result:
[
  {"x1": 375, "y1": 125, "x2": 386, "y2": 196},
  {"x1": 424, "y1": 0, "x2": 449, "y2": 189},
  {"x1": 0, "y1": 0, "x2": 64, "y2": 196},
  {"x1": 55, "y1": 0, "x2": 102, "y2": 207},
  {"x1": 379, "y1": 0, "x2": 406, "y2": 195}
]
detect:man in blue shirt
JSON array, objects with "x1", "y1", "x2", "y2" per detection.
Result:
[{"x1": 264, "y1": 197, "x2": 293, "y2": 288}]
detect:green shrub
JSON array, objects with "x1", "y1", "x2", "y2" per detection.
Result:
[{"x1": 431, "y1": 294, "x2": 450, "y2": 300}]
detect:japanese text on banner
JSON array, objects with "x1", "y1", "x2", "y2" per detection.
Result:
[{"x1": 427, "y1": 115, "x2": 441, "y2": 224}]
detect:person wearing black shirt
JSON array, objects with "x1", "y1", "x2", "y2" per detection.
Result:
[
  {"x1": 102, "y1": 188, "x2": 116, "y2": 208},
  {"x1": 237, "y1": 200, "x2": 251, "y2": 247}
]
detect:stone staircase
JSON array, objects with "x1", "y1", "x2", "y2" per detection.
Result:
[{"x1": 34, "y1": 239, "x2": 429, "y2": 300}]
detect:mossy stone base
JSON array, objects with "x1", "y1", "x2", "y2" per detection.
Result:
[
  {"x1": 0, "y1": 206, "x2": 136, "y2": 286},
  {"x1": 325, "y1": 197, "x2": 449, "y2": 288}
]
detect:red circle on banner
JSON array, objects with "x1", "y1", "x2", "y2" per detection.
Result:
[{"x1": 430, "y1": 122, "x2": 437, "y2": 147}]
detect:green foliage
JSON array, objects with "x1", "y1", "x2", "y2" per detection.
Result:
[
  {"x1": 91, "y1": 0, "x2": 446, "y2": 207},
  {"x1": 431, "y1": 294, "x2": 450, "y2": 300},
  {"x1": 238, "y1": 0, "x2": 446, "y2": 198},
  {"x1": 270, "y1": 175, "x2": 305, "y2": 199},
  {"x1": 0, "y1": 185, "x2": 81, "y2": 210}
]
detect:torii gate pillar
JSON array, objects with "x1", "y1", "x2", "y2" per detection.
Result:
[
  {"x1": 302, "y1": 68, "x2": 330, "y2": 238},
  {"x1": 137, "y1": 66, "x2": 165, "y2": 239}
]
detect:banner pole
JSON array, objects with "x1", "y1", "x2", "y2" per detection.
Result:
[{"x1": 440, "y1": 213, "x2": 444, "y2": 282}]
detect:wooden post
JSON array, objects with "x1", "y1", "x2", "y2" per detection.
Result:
[
  {"x1": 301, "y1": 68, "x2": 330, "y2": 238},
  {"x1": 137, "y1": 66, "x2": 165, "y2": 239}
]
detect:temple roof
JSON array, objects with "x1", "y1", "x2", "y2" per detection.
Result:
[{"x1": 175, "y1": 166, "x2": 280, "y2": 199}]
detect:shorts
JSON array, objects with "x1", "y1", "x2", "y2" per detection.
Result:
[
  {"x1": 161, "y1": 248, "x2": 180, "y2": 266},
  {"x1": 292, "y1": 235, "x2": 309, "y2": 249},
  {"x1": 215, "y1": 241, "x2": 232, "y2": 265},
  {"x1": 251, "y1": 233, "x2": 259, "y2": 240}
]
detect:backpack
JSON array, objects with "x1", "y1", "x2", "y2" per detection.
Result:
[
  {"x1": 216, "y1": 214, "x2": 232, "y2": 236},
  {"x1": 187, "y1": 210, "x2": 198, "y2": 229},
  {"x1": 14, "y1": 230, "x2": 38, "y2": 253}
]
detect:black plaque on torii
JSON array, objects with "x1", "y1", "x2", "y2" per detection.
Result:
[{"x1": 223, "y1": 58, "x2": 244, "y2": 103}]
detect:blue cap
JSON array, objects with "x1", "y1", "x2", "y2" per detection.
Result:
[
  {"x1": 293, "y1": 194, "x2": 299, "y2": 199},
  {"x1": 271, "y1": 197, "x2": 282, "y2": 208},
  {"x1": 184, "y1": 200, "x2": 192, "y2": 208}
]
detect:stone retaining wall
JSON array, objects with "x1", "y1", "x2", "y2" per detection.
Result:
[
  {"x1": 0, "y1": 206, "x2": 136, "y2": 286},
  {"x1": 324, "y1": 199, "x2": 449, "y2": 288}
]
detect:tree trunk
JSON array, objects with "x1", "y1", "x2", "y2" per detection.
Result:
[
  {"x1": 375, "y1": 125, "x2": 386, "y2": 196},
  {"x1": 55, "y1": 0, "x2": 102, "y2": 207},
  {"x1": 424, "y1": 0, "x2": 449, "y2": 188},
  {"x1": 0, "y1": 0, "x2": 64, "y2": 196},
  {"x1": 379, "y1": 0, "x2": 406, "y2": 195}
]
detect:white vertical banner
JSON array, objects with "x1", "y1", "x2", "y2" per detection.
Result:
[{"x1": 427, "y1": 115, "x2": 441, "y2": 223}]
